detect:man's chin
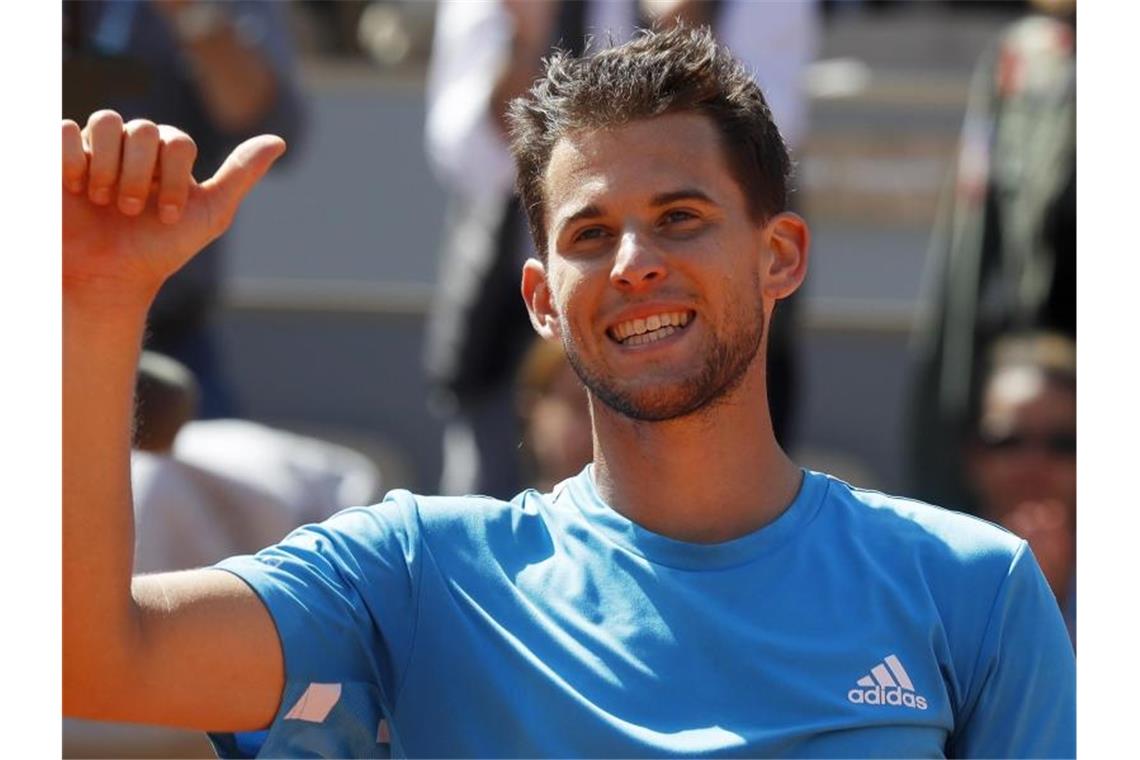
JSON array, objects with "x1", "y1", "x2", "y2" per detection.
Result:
[
  {"x1": 592, "y1": 381, "x2": 728, "y2": 423},
  {"x1": 565, "y1": 325, "x2": 764, "y2": 425}
]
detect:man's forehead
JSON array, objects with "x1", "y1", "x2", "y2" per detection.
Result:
[
  {"x1": 544, "y1": 133, "x2": 602, "y2": 191},
  {"x1": 542, "y1": 113, "x2": 731, "y2": 212},
  {"x1": 547, "y1": 112, "x2": 722, "y2": 167},
  {"x1": 983, "y1": 367, "x2": 1075, "y2": 418}
]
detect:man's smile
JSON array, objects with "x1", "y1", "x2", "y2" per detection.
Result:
[{"x1": 607, "y1": 309, "x2": 695, "y2": 346}]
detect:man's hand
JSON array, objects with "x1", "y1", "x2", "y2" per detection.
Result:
[{"x1": 62, "y1": 109, "x2": 285, "y2": 310}]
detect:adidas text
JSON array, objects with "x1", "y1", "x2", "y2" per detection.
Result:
[{"x1": 848, "y1": 686, "x2": 928, "y2": 710}]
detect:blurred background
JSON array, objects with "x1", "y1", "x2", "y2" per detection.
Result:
[{"x1": 62, "y1": 0, "x2": 1076, "y2": 755}]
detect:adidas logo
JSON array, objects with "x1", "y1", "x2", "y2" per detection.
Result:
[{"x1": 847, "y1": 654, "x2": 928, "y2": 710}]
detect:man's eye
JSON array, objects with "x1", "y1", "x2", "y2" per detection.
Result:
[
  {"x1": 662, "y1": 209, "x2": 698, "y2": 225},
  {"x1": 574, "y1": 227, "x2": 608, "y2": 242}
]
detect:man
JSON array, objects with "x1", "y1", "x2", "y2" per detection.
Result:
[
  {"x1": 515, "y1": 338, "x2": 594, "y2": 492},
  {"x1": 64, "y1": 27, "x2": 1074, "y2": 758},
  {"x1": 964, "y1": 332, "x2": 1077, "y2": 644},
  {"x1": 905, "y1": 0, "x2": 1075, "y2": 514}
]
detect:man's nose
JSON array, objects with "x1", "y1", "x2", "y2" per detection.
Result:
[{"x1": 610, "y1": 230, "x2": 667, "y2": 291}]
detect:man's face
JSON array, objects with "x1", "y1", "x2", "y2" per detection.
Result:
[
  {"x1": 527, "y1": 357, "x2": 594, "y2": 484},
  {"x1": 527, "y1": 112, "x2": 775, "y2": 422},
  {"x1": 967, "y1": 366, "x2": 1077, "y2": 600},
  {"x1": 970, "y1": 367, "x2": 1077, "y2": 519}
]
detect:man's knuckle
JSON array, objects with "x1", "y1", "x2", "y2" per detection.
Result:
[
  {"x1": 167, "y1": 135, "x2": 198, "y2": 161},
  {"x1": 125, "y1": 120, "x2": 160, "y2": 141},
  {"x1": 88, "y1": 110, "x2": 124, "y2": 131}
]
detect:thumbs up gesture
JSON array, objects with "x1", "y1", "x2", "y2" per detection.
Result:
[{"x1": 62, "y1": 110, "x2": 285, "y2": 310}]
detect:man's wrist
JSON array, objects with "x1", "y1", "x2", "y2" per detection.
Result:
[{"x1": 63, "y1": 277, "x2": 160, "y2": 323}]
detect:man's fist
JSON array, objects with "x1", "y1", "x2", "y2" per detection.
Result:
[{"x1": 63, "y1": 110, "x2": 285, "y2": 308}]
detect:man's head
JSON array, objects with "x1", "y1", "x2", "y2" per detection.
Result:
[
  {"x1": 508, "y1": 25, "x2": 791, "y2": 260},
  {"x1": 134, "y1": 351, "x2": 200, "y2": 453},
  {"x1": 965, "y1": 332, "x2": 1076, "y2": 601},
  {"x1": 967, "y1": 332, "x2": 1076, "y2": 518},
  {"x1": 512, "y1": 26, "x2": 807, "y2": 425},
  {"x1": 516, "y1": 338, "x2": 593, "y2": 489}
]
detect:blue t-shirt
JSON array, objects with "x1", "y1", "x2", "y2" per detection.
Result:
[{"x1": 210, "y1": 468, "x2": 1075, "y2": 758}]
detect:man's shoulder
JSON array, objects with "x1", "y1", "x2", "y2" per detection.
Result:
[
  {"x1": 398, "y1": 486, "x2": 547, "y2": 518},
  {"x1": 355, "y1": 486, "x2": 552, "y2": 543},
  {"x1": 811, "y1": 471, "x2": 1024, "y2": 570}
]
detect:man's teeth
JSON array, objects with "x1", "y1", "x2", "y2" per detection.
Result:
[
  {"x1": 612, "y1": 311, "x2": 692, "y2": 343},
  {"x1": 625, "y1": 325, "x2": 677, "y2": 346}
]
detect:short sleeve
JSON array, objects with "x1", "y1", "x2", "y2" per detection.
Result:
[
  {"x1": 213, "y1": 490, "x2": 423, "y2": 707},
  {"x1": 948, "y1": 542, "x2": 1076, "y2": 758}
]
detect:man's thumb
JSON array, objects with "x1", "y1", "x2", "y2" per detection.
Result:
[{"x1": 201, "y1": 135, "x2": 287, "y2": 226}]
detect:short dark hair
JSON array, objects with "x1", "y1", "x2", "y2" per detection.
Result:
[
  {"x1": 967, "y1": 330, "x2": 1077, "y2": 433},
  {"x1": 134, "y1": 351, "x2": 199, "y2": 452},
  {"x1": 507, "y1": 24, "x2": 791, "y2": 260}
]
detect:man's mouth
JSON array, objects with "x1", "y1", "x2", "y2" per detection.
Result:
[{"x1": 607, "y1": 310, "x2": 694, "y2": 346}]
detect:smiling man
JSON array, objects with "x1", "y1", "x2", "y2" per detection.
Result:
[{"x1": 63, "y1": 26, "x2": 1074, "y2": 758}]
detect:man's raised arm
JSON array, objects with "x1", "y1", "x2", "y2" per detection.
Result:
[{"x1": 63, "y1": 110, "x2": 287, "y2": 730}]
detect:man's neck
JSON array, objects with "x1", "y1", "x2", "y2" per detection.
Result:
[{"x1": 588, "y1": 370, "x2": 801, "y2": 544}]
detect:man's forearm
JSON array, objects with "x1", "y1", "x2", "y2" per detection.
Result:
[
  {"x1": 178, "y1": 28, "x2": 279, "y2": 134},
  {"x1": 155, "y1": 0, "x2": 281, "y2": 134},
  {"x1": 62, "y1": 296, "x2": 151, "y2": 713},
  {"x1": 490, "y1": 40, "x2": 547, "y2": 138}
]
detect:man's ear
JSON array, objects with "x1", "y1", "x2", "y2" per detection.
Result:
[
  {"x1": 760, "y1": 212, "x2": 810, "y2": 301},
  {"x1": 521, "y1": 258, "x2": 561, "y2": 340}
]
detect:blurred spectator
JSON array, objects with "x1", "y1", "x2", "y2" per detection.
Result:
[
  {"x1": 173, "y1": 418, "x2": 384, "y2": 533},
  {"x1": 905, "y1": 0, "x2": 1075, "y2": 513},
  {"x1": 129, "y1": 350, "x2": 265, "y2": 573},
  {"x1": 62, "y1": 0, "x2": 306, "y2": 418},
  {"x1": 424, "y1": 0, "x2": 818, "y2": 498},
  {"x1": 516, "y1": 338, "x2": 594, "y2": 492},
  {"x1": 62, "y1": 347, "x2": 383, "y2": 575},
  {"x1": 129, "y1": 352, "x2": 384, "y2": 573},
  {"x1": 964, "y1": 332, "x2": 1076, "y2": 644}
]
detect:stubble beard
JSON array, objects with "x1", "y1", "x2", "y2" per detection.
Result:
[{"x1": 563, "y1": 301, "x2": 767, "y2": 423}]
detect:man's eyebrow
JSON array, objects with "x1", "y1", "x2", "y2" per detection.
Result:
[
  {"x1": 555, "y1": 204, "x2": 604, "y2": 232},
  {"x1": 650, "y1": 189, "x2": 717, "y2": 207}
]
